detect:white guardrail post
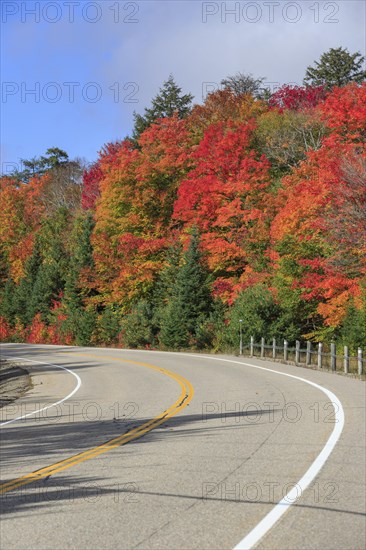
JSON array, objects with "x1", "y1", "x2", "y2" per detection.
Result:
[
  {"x1": 344, "y1": 346, "x2": 349, "y2": 374},
  {"x1": 358, "y1": 348, "x2": 363, "y2": 375},
  {"x1": 284, "y1": 340, "x2": 288, "y2": 362},
  {"x1": 331, "y1": 342, "x2": 336, "y2": 371},
  {"x1": 318, "y1": 342, "x2": 323, "y2": 369},
  {"x1": 306, "y1": 341, "x2": 311, "y2": 366},
  {"x1": 295, "y1": 340, "x2": 300, "y2": 364},
  {"x1": 250, "y1": 336, "x2": 254, "y2": 357},
  {"x1": 251, "y1": 336, "x2": 362, "y2": 375},
  {"x1": 261, "y1": 337, "x2": 265, "y2": 358}
]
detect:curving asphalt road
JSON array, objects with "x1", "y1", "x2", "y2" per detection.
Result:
[{"x1": 0, "y1": 343, "x2": 365, "y2": 550}]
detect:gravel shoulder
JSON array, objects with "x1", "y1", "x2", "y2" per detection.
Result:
[{"x1": 0, "y1": 360, "x2": 31, "y2": 408}]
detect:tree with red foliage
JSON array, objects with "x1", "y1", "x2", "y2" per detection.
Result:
[
  {"x1": 271, "y1": 84, "x2": 366, "y2": 335},
  {"x1": 81, "y1": 141, "x2": 124, "y2": 211},
  {"x1": 27, "y1": 313, "x2": 49, "y2": 344},
  {"x1": 1, "y1": 78, "x2": 364, "y2": 349},
  {"x1": 0, "y1": 316, "x2": 11, "y2": 341},
  {"x1": 92, "y1": 117, "x2": 192, "y2": 308},
  {"x1": 173, "y1": 120, "x2": 272, "y2": 302},
  {"x1": 269, "y1": 85, "x2": 327, "y2": 111},
  {"x1": 319, "y1": 82, "x2": 366, "y2": 142},
  {"x1": 81, "y1": 163, "x2": 103, "y2": 210}
]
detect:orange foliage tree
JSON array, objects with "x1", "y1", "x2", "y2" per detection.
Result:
[
  {"x1": 271, "y1": 84, "x2": 366, "y2": 335},
  {"x1": 92, "y1": 116, "x2": 193, "y2": 308},
  {"x1": 0, "y1": 175, "x2": 46, "y2": 284},
  {"x1": 173, "y1": 119, "x2": 273, "y2": 302}
]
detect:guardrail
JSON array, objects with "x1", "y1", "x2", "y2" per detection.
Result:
[{"x1": 241, "y1": 337, "x2": 364, "y2": 375}]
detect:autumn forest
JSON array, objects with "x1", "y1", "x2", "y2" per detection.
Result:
[{"x1": 1, "y1": 48, "x2": 365, "y2": 352}]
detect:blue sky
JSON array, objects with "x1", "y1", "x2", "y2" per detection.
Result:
[{"x1": 1, "y1": 0, "x2": 365, "y2": 173}]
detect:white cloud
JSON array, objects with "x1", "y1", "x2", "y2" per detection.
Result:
[{"x1": 2, "y1": 0, "x2": 365, "y2": 164}]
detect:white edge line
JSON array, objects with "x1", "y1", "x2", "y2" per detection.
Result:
[
  {"x1": 0, "y1": 356, "x2": 82, "y2": 427},
  {"x1": 223, "y1": 360, "x2": 345, "y2": 549},
  {"x1": 100, "y1": 348, "x2": 345, "y2": 550},
  {"x1": 0, "y1": 345, "x2": 345, "y2": 549}
]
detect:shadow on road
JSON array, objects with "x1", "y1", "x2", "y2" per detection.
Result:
[{"x1": 2, "y1": 346, "x2": 362, "y2": 522}]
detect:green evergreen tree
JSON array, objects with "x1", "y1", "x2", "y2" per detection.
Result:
[
  {"x1": 195, "y1": 298, "x2": 226, "y2": 351},
  {"x1": 132, "y1": 75, "x2": 193, "y2": 142},
  {"x1": 0, "y1": 278, "x2": 17, "y2": 324},
  {"x1": 72, "y1": 309, "x2": 97, "y2": 346},
  {"x1": 27, "y1": 209, "x2": 69, "y2": 323},
  {"x1": 61, "y1": 212, "x2": 96, "y2": 345},
  {"x1": 159, "y1": 231, "x2": 212, "y2": 349},
  {"x1": 118, "y1": 242, "x2": 183, "y2": 349},
  {"x1": 121, "y1": 300, "x2": 157, "y2": 348},
  {"x1": 152, "y1": 241, "x2": 182, "y2": 322},
  {"x1": 28, "y1": 262, "x2": 64, "y2": 322},
  {"x1": 41, "y1": 147, "x2": 69, "y2": 169},
  {"x1": 0, "y1": 250, "x2": 9, "y2": 290},
  {"x1": 63, "y1": 212, "x2": 94, "y2": 311},
  {"x1": 10, "y1": 240, "x2": 43, "y2": 325},
  {"x1": 340, "y1": 291, "x2": 366, "y2": 352},
  {"x1": 223, "y1": 285, "x2": 281, "y2": 351},
  {"x1": 97, "y1": 306, "x2": 121, "y2": 344},
  {"x1": 10, "y1": 147, "x2": 69, "y2": 183},
  {"x1": 303, "y1": 47, "x2": 366, "y2": 89}
]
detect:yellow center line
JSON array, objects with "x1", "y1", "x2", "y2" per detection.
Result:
[{"x1": 0, "y1": 352, "x2": 194, "y2": 495}]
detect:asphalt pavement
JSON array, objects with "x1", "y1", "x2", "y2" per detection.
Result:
[{"x1": 0, "y1": 344, "x2": 365, "y2": 550}]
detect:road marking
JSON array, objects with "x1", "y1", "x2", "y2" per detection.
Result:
[
  {"x1": 1, "y1": 345, "x2": 344, "y2": 549},
  {"x1": 98, "y1": 349, "x2": 345, "y2": 550},
  {"x1": 0, "y1": 353, "x2": 194, "y2": 495},
  {"x1": 177, "y1": 353, "x2": 345, "y2": 550},
  {"x1": 0, "y1": 356, "x2": 82, "y2": 427}
]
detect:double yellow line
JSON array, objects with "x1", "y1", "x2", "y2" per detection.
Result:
[{"x1": 0, "y1": 354, "x2": 194, "y2": 495}]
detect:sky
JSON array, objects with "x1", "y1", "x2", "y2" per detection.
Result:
[{"x1": 1, "y1": 0, "x2": 365, "y2": 173}]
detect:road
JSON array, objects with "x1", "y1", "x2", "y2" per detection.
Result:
[{"x1": 0, "y1": 343, "x2": 365, "y2": 550}]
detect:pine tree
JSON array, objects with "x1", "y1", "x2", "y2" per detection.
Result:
[
  {"x1": 224, "y1": 285, "x2": 281, "y2": 350},
  {"x1": 340, "y1": 289, "x2": 366, "y2": 352},
  {"x1": 28, "y1": 262, "x2": 60, "y2": 322},
  {"x1": 11, "y1": 147, "x2": 69, "y2": 183},
  {"x1": 117, "y1": 242, "x2": 183, "y2": 348},
  {"x1": 304, "y1": 47, "x2": 366, "y2": 90},
  {"x1": 132, "y1": 75, "x2": 193, "y2": 142},
  {"x1": 97, "y1": 306, "x2": 121, "y2": 344},
  {"x1": 0, "y1": 279, "x2": 17, "y2": 324},
  {"x1": 62, "y1": 212, "x2": 96, "y2": 345},
  {"x1": 153, "y1": 241, "x2": 182, "y2": 310},
  {"x1": 11, "y1": 240, "x2": 43, "y2": 325},
  {"x1": 159, "y1": 231, "x2": 212, "y2": 349},
  {"x1": 0, "y1": 250, "x2": 9, "y2": 290},
  {"x1": 73, "y1": 310, "x2": 97, "y2": 346},
  {"x1": 121, "y1": 300, "x2": 156, "y2": 348},
  {"x1": 25, "y1": 209, "x2": 69, "y2": 324}
]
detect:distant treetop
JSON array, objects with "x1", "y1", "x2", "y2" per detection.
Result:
[
  {"x1": 220, "y1": 72, "x2": 266, "y2": 98},
  {"x1": 303, "y1": 47, "x2": 366, "y2": 90},
  {"x1": 132, "y1": 75, "x2": 193, "y2": 142}
]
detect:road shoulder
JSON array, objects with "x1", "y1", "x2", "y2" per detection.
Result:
[{"x1": 0, "y1": 360, "x2": 31, "y2": 408}]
